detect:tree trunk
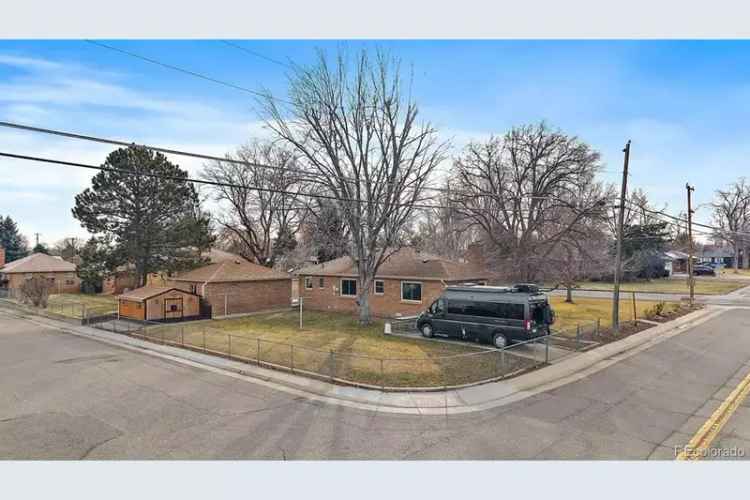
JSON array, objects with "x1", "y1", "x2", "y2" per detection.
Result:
[
  {"x1": 565, "y1": 285, "x2": 573, "y2": 303},
  {"x1": 734, "y1": 244, "x2": 740, "y2": 274},
  {"x1": 358, "y1": 285, "x2": 371, "y2": 326}
]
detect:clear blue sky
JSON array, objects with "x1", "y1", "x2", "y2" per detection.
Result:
[{"x1": 1, "y1": 40, "x2": 748, "y2": 245}]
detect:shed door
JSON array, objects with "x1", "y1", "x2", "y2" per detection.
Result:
[{"x1": 163, "y1": 297, "x2": 183, "y2": 320}]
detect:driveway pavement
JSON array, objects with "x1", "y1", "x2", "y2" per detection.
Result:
[{"x1": 2, "y1": 301, "x2": 750, "y2": 459}]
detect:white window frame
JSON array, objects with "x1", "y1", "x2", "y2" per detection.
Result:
[
  {"x1": 304, "y1": 276, "x2": 313, "y2": 290},
  {"x1": 374, "y1": 279, "x2": 385, "y2": 295},
  {"x1": 400, "y1": 281, "x2": 423, "y2": 303},
  {"x1": 318, "y1": 277, "x2": 325, "y2": 289},
  {"x1": 340, "y1": 278, "x2": 357, "y2": 297}
]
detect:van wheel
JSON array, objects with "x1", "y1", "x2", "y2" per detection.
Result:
[
  {"x1": 493, "y1": 333, "x2": 508, "y2": 349},
  {"x1": 421, "y1": 324, "x2": 434, "y2": 338}
]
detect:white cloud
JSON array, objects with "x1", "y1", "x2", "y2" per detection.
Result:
[{"x1": 0, "y1": 50, "x2": 269, "y2": 244}]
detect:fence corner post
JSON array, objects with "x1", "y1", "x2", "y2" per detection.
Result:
[
  {"x1": 329, "y1": 350, "x2": 335, "y2": 382},
  {"x1": 545, "y1": 333, "x2": 550, "y2": 364}
]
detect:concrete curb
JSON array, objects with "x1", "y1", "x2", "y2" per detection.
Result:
[{"x1": 0, "y1": 302, "x2": 727, "y2": 415}]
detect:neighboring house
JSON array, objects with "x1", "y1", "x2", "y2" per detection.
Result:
[
  {"x1": 698, "y1": 245, "x2": 737, "y2": 268},
  {"x1": 145, "y1": 248, "x2": 246, "y2": 287},
  {"x1": 0, "y1": 252, "x2": 80, "y2": 293},
  {"x1": 103, "y1": 267, "x2": 139, "y2": 295},
  {"x1": 118, "y1": 286, "x2": 200, "y2": 322},
  {"x1": 296, "y1": 247, "x2": 489, "y2": 318},
  {"x1": 169, "y1": 259, "x2": 291, "y2": 318},
  {"x1": 663, "y1": 250, "x2": 691, "y2": 275}
]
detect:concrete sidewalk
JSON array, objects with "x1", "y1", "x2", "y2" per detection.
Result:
[{"x1": 0, "y1": 302, "x2": 726, "y2": 415}]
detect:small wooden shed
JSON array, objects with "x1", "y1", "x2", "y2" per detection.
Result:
[{"x1": 118, "y1": 286, "x2": 200, "y2": 322}]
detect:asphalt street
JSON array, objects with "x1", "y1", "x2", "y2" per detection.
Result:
[{"x1": 2, "y1": 301, "x2": 750, "y2": 459}]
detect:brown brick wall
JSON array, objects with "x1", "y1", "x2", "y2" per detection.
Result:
[
  {"x1": 170, "y1": 279, "x2": 291, "y2": 317},
  {"x1": 4, "y1": 272, "x2": 80, "y2": 294},
  {"x1": 298, "y1": 276, "x2": 445, "y2": 318}
]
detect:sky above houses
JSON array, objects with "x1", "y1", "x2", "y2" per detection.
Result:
[{"x1": 1, "y1": 40, "x2": 748, "y2": 246}]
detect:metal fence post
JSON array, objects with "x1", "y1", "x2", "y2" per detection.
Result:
[
  {"x1": 161, "y1": 328, "x2": 165, "y2": 345},
  {"x1": 329, "y1": 350, "x2": 335, "y2": 381},
  {"x1": 545, "y1": 334, "x2": 550, "y2": 364},
  {"x1": 180, "y1": 326, "x2": 184, "y2": 346},
  {"x1": 380, "y1": 359, "x2": 385, "y2": 390},
  {"x1": 228, "y1": 334, "x2": 232, "y2": 358},
  {"x1": 596, "y1": 318, "x2": 600, "y2": 338},
  {"x1": 576, "y1": 324, "x2": 581, "y2": 351},
  {"x1": 257, "y1": 338, "x2": 261, "y2": 364},
  {"x1": 290, "y1": 344, "x2": 294, "y2": 373},
  {"x1": 202, "y1": 328, "x2": 206, "y2": 352},
  {"x1": 501, "y1": 348, "x2": 506, "y2": 377}
]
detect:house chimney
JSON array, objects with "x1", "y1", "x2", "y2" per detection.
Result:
[{"x1": 0, "y1": 247, "x2": 5, "y2": 268}]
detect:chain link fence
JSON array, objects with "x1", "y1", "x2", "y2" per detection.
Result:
[
  {"x1": 123, "y1": 319, "x2": 602, "y2": 390},
  {"x1": 0, "y1": 288, "x2": 611, "y2": 390}
]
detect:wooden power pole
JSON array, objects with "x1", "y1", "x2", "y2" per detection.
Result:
[
  {"x1": 612, "y1": 140, "x2": 631, "y2": 335},
  {"x1": 686, "y1": 183, "x2": 695, "y2": 307}
]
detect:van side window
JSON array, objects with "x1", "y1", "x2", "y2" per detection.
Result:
[
  {"x1": 497, "y1": 303, "x2": 525, "y2": 320},
  {"x1": 447, "y1": 300, "x2": 468, "y2": 315},
  {"x1": 434, "y1": 299, "x2": 444, "y2": 314}
]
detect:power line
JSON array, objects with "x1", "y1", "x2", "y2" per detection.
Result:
[
  {"x1": 0, "y1": 120, "x2": 610, "y2": 205},
  {"x1": 84, "y1": 40, "x2": 292, "y2": 105},
  {"x1": 0, "y1": 151, "x2": 500, "y2": 213},
  {"x1": 219, "y1": 40, "x2": 292, "y2": 69}
]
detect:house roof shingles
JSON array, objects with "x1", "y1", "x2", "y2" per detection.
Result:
[
  {"x1": 172, "y1": 259, "x2": 290, "y2": 283},
  {"x1": 296, "y1": 247, "x2": 488, "y2": 281},
  {"x1": 0, "y1": 253, "x2": 76, "y2": 274},
  {"x1": 119, "y1": 286, "x2": 189, "y2": 302}
]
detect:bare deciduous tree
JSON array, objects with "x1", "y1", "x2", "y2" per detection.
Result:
[
  {"x1": 451, "y1": 123, "x2": 604, "y2": 282},
  {"x1": 260, "y1": 49, "x2": 448, "y2": 325},
  {"x1": 712, "y1": 178, "x2": 750, "y2": 273},
  {"x1": 542, "y1": 183, "x2": 610, "y2": 302},
  {"x1": 20, "y1": 276, "x2": 49, "y2": 307},
  {"x1": 203, "y1": 140, "x2": 305, "y2": 267},
  {"x1": 413, "y1": 183, "x2": 477, "y2": 261}
]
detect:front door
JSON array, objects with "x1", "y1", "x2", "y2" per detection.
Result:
[{"x1": 163, "y1": 297, "x2": 183, "y2": 320}]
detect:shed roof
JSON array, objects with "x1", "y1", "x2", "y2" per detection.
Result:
[
  {"x1": 172, "y1": 259, "x2": 289, "y2": 283},
  {"x1": 118, "y1": 286, "x2": 194, "y2": 302},
  {"x1": 296, "y1": 247, "x2": 489, "y2": 281},
  {"x1": 0, "y1": 253, "x2": 76, "y2": 274}
]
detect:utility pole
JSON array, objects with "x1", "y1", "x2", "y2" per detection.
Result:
[
  {"x1": 34, "y1": 233, "x2": 40, "y2": 247},
  {"x1": 612, "y1": 140, "x2": 631, "y2": 335},
  {"x1": 686, "y1": 183, "x2": 695, "y2": 307}
]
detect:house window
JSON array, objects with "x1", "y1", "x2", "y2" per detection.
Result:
[
  {"x1": 305, "y1": 276, "x2": 313, "y2": 289},
  {"x1": 65, "y1": 280, "x2": 75, "y2": 286},
  {"x1": 401, "y1": 282, "x2": 422, "y2": 302},
  {"x1": 319, "y1": 277, "x2": 325, "y2": 288},
  {"x1": 190, "y1": 284, "x2": 197, "y2": 294},
  {"x1": 374, "y1": 280, "x2": 385, "y2": 295},
  {"x1": 341, "y1": 279, "x2": 357, "y2": 297}
]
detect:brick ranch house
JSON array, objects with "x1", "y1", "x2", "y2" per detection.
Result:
[
  {"x1": 0, "y1": 251, "x2": 80, "y2": 294},
  {"x1": 107, "y1": 248, "x2": 245, "y2": 295},
  {"x1": 296, "y1": 247, "x2": 489, "y2": 318},
  {"x1": 168, "y1": 259, "x2": 291, "y2": 318}
]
